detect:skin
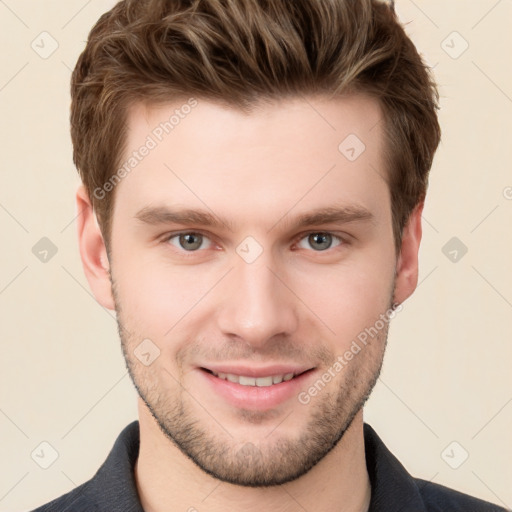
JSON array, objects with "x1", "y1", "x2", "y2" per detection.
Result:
[{"x1": 77, "y1": 94, "x2": 423, "y2": 512}]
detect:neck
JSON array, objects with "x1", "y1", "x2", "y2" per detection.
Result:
[{"x1": 135, "y1": 400, "x2": 371, "y2": 512}]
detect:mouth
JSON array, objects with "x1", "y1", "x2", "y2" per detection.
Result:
[
  {"x1": 197, "y1": 366, "x2": 317, "y2": 410},
  {"x1": 200, "y1": 367, "x2": 312, "y2": 387}
]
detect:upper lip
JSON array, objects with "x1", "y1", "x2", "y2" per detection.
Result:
[{"x1": 200, "y1": 364, "x2": 315, "y2": 377}]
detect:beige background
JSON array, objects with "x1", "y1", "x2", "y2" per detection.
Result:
[{"x1": 1, "y1": 1, "x2": 511, "y2": 510}]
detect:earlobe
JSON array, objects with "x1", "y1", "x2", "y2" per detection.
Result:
[
  {"x1": 76, "y1": 185, "x2": 115, "y2": 311},
  {"x1": 393, "y1": 202, "x2": 424, "y2": 306}
]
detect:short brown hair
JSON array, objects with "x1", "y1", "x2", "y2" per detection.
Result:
[{"x1": 71, "y1": 0, "x2": 441, "y2": 256}]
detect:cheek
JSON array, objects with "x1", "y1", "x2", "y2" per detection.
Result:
[
  {"x1": 113, "y1": 254, "x2": 219, "y2": 331},
  {"x1": 295, "y1": 259, "x2": 394, "y2": 343}
]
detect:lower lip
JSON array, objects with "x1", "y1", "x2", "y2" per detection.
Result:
[{"x1": 197, "y1": 368, "x2": 315, "y2": 410}]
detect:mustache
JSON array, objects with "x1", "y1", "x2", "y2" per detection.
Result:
[{"x1": 175, "y1": 337, "x2": 335, "y2": 368}]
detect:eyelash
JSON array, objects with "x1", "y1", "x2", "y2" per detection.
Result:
[{"x1": 161, "y1": 230, "x2": 349, "y2": 256}]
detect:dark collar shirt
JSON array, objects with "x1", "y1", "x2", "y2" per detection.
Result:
[{"x1": 29, "y1": 421, "x2": 507, "y2": 512}]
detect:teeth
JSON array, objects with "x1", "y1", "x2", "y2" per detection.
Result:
[
  {"x1": 255, "y1": 376, "x2": 273, "y2": 387},
  {"x1": 210, "y1": 370, "x2": 298, "y2": 386},
  {"x1": 239, "y1": 375, "x2": 256, "y2": 386}
]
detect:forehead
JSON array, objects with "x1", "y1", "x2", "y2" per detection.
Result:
[{"x1": 113, "y1": 94, "x2": 389, "y2": 227}]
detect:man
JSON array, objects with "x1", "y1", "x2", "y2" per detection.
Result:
[{"x1": 30, "y1": 0, "x2": 507, "y2": 510}]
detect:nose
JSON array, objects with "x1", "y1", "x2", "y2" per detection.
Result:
[{"x1": 216, "y1": 250, "x2": 299, "y2": 349}]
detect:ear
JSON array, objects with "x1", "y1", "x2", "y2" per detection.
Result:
[
  {"x1": 393, "y1": 201, "x2": 423, "y2": 306},
  {"x1": 76, "y1": 185, "x2": 115, "y2": 311}
]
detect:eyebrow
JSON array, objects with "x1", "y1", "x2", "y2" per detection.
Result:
[{"x1": 134, "y1": 204, "x2": 375, "y2": 233}]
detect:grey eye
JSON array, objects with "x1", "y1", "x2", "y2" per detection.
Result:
[
  {"x1": 297, "y1": 233, "x2": 342, "y2": 251},
  {"x1": 167, "y1": 233, "x2": 210, "y2": 251}
]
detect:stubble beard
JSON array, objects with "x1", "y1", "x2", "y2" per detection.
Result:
[{"x1": 112, "y1": 275, "x2": 392, "y2": 487}]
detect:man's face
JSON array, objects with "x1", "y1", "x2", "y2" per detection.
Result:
[{"x1": 108, "y1": 95, "x2": 398, "y2": 486}]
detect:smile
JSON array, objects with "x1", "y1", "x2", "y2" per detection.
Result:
[{"x1": 206, "y1": 369, "x2": 302, "y2": 387}]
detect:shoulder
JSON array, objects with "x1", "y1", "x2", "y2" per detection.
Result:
[
  {"x1": 26, "y1": 479, "x2": 98, "y2": 512},
  {"x1": 363, "y1": 423, "x2": 507, "y2": 512},
  {"x1": 415, "y1": 478, "x2": 509, "y2": 512},
  {"x1": 26, "y1": 421, "x2": 142, "y2": 512}
]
